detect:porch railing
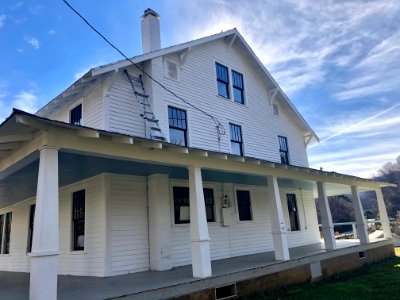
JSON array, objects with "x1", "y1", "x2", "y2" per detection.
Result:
[{"x1": 318, "y1": 220, "x2": 383, "y2": 239}]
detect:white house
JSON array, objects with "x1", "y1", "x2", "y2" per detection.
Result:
[{"x1": 0, "y1": 9, "x2": 394, "y2": 300}]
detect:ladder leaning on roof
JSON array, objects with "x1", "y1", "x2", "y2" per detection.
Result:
[{"x1": 124, "y1": 70, "x2": 166, "y2": 142}]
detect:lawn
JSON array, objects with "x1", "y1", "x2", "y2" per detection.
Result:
[{"x1": 243, "y1": 248, "x2": 400, "y2": 300}]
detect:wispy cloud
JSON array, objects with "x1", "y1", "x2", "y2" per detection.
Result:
[
  {"x1": 10, "y1": 1, "x2": 23, "y2": 10},
  {"x1": 0, "y1": 15, "x2": 6, "y2": 28},
  {"x1": 24, "y1": 36, "x2": 40, "y2": 49},
  {"x1": 48, "y1": 29, "x2": 56, "y2": 35},
  {"x1": 13, "y1": 91, "x2": 39, "y2": 113}
]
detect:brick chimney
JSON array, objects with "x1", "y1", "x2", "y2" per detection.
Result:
[{"x1": 141, "y1": 8, "x2": 161, "y2": 53}]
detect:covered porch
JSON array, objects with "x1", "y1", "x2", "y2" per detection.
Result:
[{"x1": 0, "y1": 110, "x2": 395, "y2": 299}]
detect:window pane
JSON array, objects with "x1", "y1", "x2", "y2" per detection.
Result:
[
  {"x1": 27, "y1": 204, "x2": 35, "y2": 253},
  {"x1": 0, "y1": 214, "x2": 3, "y2": 254},
  {"x1": 287, "y1": 194, "x2": 300, "y2": 231},
  {"x1": 72, "y1": 190, "x2": 85, "y2": 251},
  {"x1": 4, "y1": 212, "x2": 12, "y2": 254},
  {"x1": 70, "y1": 104, "x2": 82, "y2": 126},
  {"x1": 216, "y1": 63, "x2": 229, "y2": 82},
  {"x1": 169, "y1": 128, "x2": 186, "y2": 146},
  {"x1": 217, "y1": 81, "x2": 229, "y2": 98},
  {"x1": 232, "y1": 70, "x2": 243, "y2": 88},
  {"x1": 237, "y1": 190, "x2": 252, "y2": 221},
  {"x1": 233, "y1": 87, "x2": 244, "y2": 104},
  {"x1": 173, "y1": 187, "x2": 190, "y2": 224},
  {"x1": 231, "y1": 142, "x2": 242, "y2": 156},
  {"x1": 204, "y1": 188, "x2": 215, "y2": 222}
]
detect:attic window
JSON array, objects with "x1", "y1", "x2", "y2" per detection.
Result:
[
  {"x1": 70, "y1": 104, "x2": 82, "y2": 126},
  {"x1": 273, "y1": 104, "x2": 279, "y2": 116},
  {"x1": 166, "y1": 60, "x2": 178, "y2": 80}
]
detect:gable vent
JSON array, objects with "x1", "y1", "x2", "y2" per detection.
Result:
[
  {"x1": 273, "y1": 104, "x2": 279, "y2": 116},
  {"x1": 167, "y1": 61, "x2": 178, "y2": 80}
]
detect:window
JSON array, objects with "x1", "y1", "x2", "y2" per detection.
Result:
[
  {"x1": 3, "y1": 212, "x2": 12, "y2": 254},
  {"x1": 72, "y1": 190, "x2": 85, "y2": 251},
  {"x1": 229, "y1": 123, "x2": 243, "y2": 156},
  {"x1": 0, "y1": 214, "x2": 3, "y2": 254},
  {"x1": 70, "y1": 104, "x2": 82, "y2": 126},
  {"x1": 278, "y1": 136, "x2": 290, "y2": 165},
  {"x1": 168, "y1": 106, "x2": 187, "y2": 146},
  {"x1": 232, "y1": 70, "x2": 244, "y2": 104},
  {"x1": 237, "y1": 190, "x2": 252, "y2": 221},
  {"x1": 27, "y1": 204, "x2": 36, "y2": 253},
  {"x1": 287, "y1": 194, "x2": 300, "y2": 231},
  {"x1": 273, "y1": 104, "x2": 279, "y2": 116},
  {"x1": 216, "y1": 63, "x2": 229, "y2": 98},
  {"x1": 173, "y1": 187, "x2": 215, "y2": 224}
]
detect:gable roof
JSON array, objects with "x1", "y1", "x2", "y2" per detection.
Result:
[{"x1": 37, "y1": 28, "x2": 318, "y2": 143}]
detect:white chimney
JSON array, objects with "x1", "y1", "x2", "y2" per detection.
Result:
[{"x1": 141, "y1": 8, "x2": 161, "y2": 53}]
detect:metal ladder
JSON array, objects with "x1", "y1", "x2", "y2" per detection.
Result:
[{"x1": 124, "y1": 70, "x2": 166, "y2": 141}]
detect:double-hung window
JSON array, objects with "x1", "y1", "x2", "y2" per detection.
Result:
[
  {"x1": 173, "y1": 187, "x2": 215, "y2": 224},
  {"x1": 72, "y1": 190, "x2": 85, "y2": 251},
  {"x1": 229, "y1": 123, "x2": 243, "y2": 156},
  {"x1": 287, "y1": 194, "x2": 300, "y2": 231},
  {"x1": 27, "y1": 204, "x2": 36, "y2": 253},
  {"x1": 278, "y1": 136, "x2": 290, "y2": 165},
  {"x1": 232, "y1": 70, "x2": 244, "y2": 104},
  {"x1": 1, "y1": 212, "x2": 12, "y2": 254},
  {"x1": 168, "y1": 106, "x2": 187, "y2": 146},
  {"x1": 216, "y1": 63, "x2": 230, "y2": 98},
  {"x1": 237, "y1": 190, "x2": 252, "y2": 221},
  {"x1": 70, "y1": 104, "x2": 82, "y2": 126}
]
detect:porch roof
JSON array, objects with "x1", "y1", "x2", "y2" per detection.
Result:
[{"x1": 0, "y1": 109, "x2": 395, "y2": 208}]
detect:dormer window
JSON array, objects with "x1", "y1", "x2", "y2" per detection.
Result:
[
  {"x1": 165, "y1": 59, "x2": 178, "y2": 80},
  {"x1": 70, "y1": 104, "x2": 82, "y2": 126},
  {"x1": 216, "y1": 63, "x2": 229, "y2": 98}
]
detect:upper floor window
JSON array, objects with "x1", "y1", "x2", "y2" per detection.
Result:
[
  {"x1": 168, "y1": 106, "x2": 187, "y2": 146},
  {"x1": 287, "y1": 194, "x2": 300, "y2": 231},
  {"x1": 173, "y1": 186, "x2": 215, "y2": 224},
  {"x1": 216, "y1": 63, "x2": 230, "y2": 98},
  {"x1": 232, "y1": 70, "x2": 244, "y2": 104},
  {"x1": 70, "y1": 104, "x2": 82, "y2": 126},
  {"x1": 237, "y1": 190, "x2": 252, "y2": 221},
  {"x1": 278, "y1": 135, "x2": 289, "y2": 165},
  {"x1": 229, "y1": 123, "x2": 243, "y2": 156},
  {"x1": 72, "y1": 190, "x2": 85, "y2": 251}
]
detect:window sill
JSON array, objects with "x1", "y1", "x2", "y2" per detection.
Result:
[
  {"x1": 69, "y1": 250, "x2": 86, "y2": 255},
  {"x1": 216, "y1": 95, "x2": 248, "y2": 107}
]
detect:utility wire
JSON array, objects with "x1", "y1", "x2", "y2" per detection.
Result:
[{"x1": 62, "y1": 0, "x2": 226, "y2": 137}]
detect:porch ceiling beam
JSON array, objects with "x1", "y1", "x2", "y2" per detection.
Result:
[
  {"x1": 0, "y1": 142, "x2": 21, "y2": 151},
  {"x1": 167, "y1": 146, "x2": 189, "y2": 154},
  {"x1": 229, "y1": 156, "x2": 245, "y2": 163},
  {"x1": 189, "y1": 149, "x2": 208, "y2": 157},
  {"x1": 77, "y1": 129, "x2": 100, "y2": 139},
  {"x1": 50, "y1": 129, "x2": 384, "y2": 189},
  {"x1": 0, "y1": 133, "x2": 34, "y2": 144},
  {"x1": 111, "y1": 136, "x2": 134, "y2": 144}
]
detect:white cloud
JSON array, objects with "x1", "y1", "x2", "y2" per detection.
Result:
[
  {"x1": 24, "y1": 36, "x2": 40, "y2": 49},
  {"x1": 13, "y1": 91, "x2": 39, "y2": 113},
  {"x1": 0, "y1": 15, "x2": 6, "y2": 28},
  {"x1": 10, "y1": 1, "x2": 23, "y2": 10}
]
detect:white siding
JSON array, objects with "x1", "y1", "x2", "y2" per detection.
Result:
[
  {"x1": 0, "y1": 174, "x2": 107, "y2": 277},
  {"x1": 142, "y1": 39, "x2": 309, "y2": 166},
  {"x1": 106, "y1": 71, "x2": 146, "y2": 137},
  {"x1": 107, "y1": 174, "x2": 149, "y2": 276},
  {"x1": 169, "y1": 180, "x2": 320, "y2": 268}
]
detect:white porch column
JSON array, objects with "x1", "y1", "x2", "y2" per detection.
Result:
[
  {"x1": 317, "y1": 182, "x2": 337, "y2": 250},
  {"x1": 267, "y1": 175, "x2": 290, "y2": 261},
  {"x1": 29, "y1": 146, "x2": 59, "y2": 300},
  {"x1": 148, "y1": 174, "x2": 172, "y2": 271},
  {"x1": 375, "y1": 188, "x2": 392, "y2": 239},
  {"x1": 188, "y1": 166, "x2": 211, "y2": 278},
  {"x1": 351, "y1": 186, "x2": 369, "y2": 244}
]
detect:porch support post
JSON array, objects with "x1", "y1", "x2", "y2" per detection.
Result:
[
  {"x1": 375, "y1": 188, "x2": 392, "y2": 239},
  {"x1": 29, "y1": 146, "x2": 59, "y2": 300},
  {"x1": 351, "y1": 186, "x2": 369, "y2": 244},
  {"x1": 148, "y1": 174, "x2": 172, "y2": 271},
  {"x1": 317, "y1": 182, "x2": 336, "y2": 250},
  {"x1": 188, "y1": 166, "x2": 212, "y2": 278},
  {"x1": 267, "y1": 175, "x2": 290, "y2": 261}
]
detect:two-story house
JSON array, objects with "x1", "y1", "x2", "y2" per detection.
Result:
[{"x1": 0, "y1": 9, "x2": 394, "y2": 300}]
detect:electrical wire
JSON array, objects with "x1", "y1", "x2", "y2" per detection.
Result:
[{"x1": 62, "y1": 0, "x2": 226, "y2": 137}]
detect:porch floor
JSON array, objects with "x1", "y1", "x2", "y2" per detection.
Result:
[{"x1": 0, "y1": 239, "x2": 387, "y2": 300}]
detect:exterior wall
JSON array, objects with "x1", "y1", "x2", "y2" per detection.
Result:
[
  {"x1": 0, "y1": 174, "x2": 107, "y2": 276},
  {"x1": 105, "y1": 173, "x2": 149, "y2": 276},
  {"x1": 117, "y1": 38, "x2": 309, "y2": 166},
  {"x1": 168, "y1": 179, "x2": 320, "y2": 268}
]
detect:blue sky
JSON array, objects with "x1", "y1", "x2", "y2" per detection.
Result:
[{"x1": 0, "y1": 0, "x2": 399, "y2": 178}]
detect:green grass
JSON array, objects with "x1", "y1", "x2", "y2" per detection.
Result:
[{"x1": 242, "y1": 252, "x2": 400, "y2": 300}]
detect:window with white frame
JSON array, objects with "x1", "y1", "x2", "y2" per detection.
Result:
[
  {"x1": 72, "y1": 190, "x2": 85, "y2": 251},
  {"x1": 70, "y1": 104, "x2": 82, "y2": 126},
  {"x1": 232, "y1": 70, "x2": 245, "y2": 104},
  {"x1": 236, "y1": 190, "x2": 252, "y2": 221},
  {"x1": 216, "y1": 63, "x2": 230, "y2": 98},
  {"x1": 168, "y1": 106, "x2": 188, "y2": 146},
  {"x1": 165, "y1": 60, "x2": 179, "y2": 80},
  {"x1": 0, "y1": 212, "x2": 12, "y2": 254},
  {"x1": 278, "y1": 135, "x2": 290, "y2": 165},
  {"x1": 287, "y1": 194, "x2": 300, "y2": 231},
  {"x1": 173, "y1": 186, "x2": 215, "y2": 224},
  {"x1": 229, "y1": 123, "x2": 243, "y2": 156}
]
